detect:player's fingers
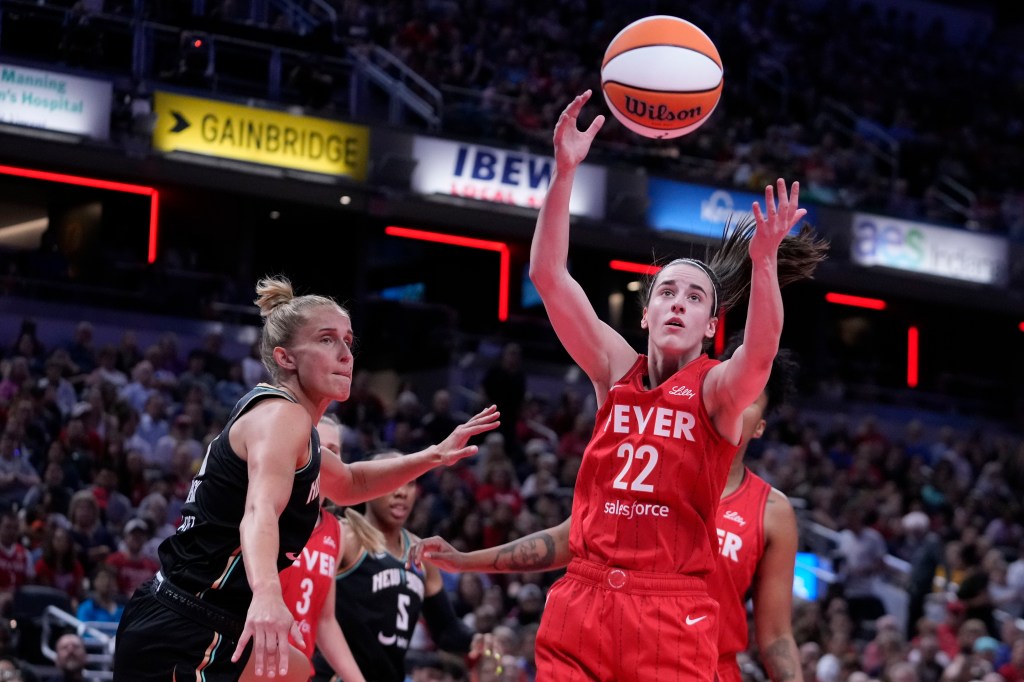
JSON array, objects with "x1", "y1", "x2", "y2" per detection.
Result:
[
  {"x1": 252, "y1": 630, "x2": 266, "y2": 677},
  {"x1": 231, "y1": 628, "x2": 252, "y2": 663},
  {"x1": 586, "y1": 114, "x2": 605, "y2": 138},
  {"x1": 277, "y1": 630, "x2": 290, "y2": 677},
  {"x1": 752, "y1": 202, "x2": 765, "y2": 225}
]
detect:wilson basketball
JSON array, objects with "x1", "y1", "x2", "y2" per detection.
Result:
[
  {"x1": 600, "y1": 15, "x2": 723, "y2": 139},
  {"x1": 239, "y1": 645, "x2": 311, "y2": 682}
]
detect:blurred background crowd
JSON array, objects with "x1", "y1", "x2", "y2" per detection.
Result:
[
  {"x1": 0, "y1": 319, "x2": 1020, "y2": 681},
  {"x1": 0, "y1": 0, "x2": 1022, "y2": 680}
]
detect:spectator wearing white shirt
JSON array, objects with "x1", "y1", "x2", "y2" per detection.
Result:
[
  {"x1": 837, "y1": 505, "x2": 889, "y2": 632},
  {"x1": 118, "y1": 360, "x2": 157, "y2": 414}
]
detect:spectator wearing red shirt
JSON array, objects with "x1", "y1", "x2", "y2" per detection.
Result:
[
  {"x1": 0, "y1": 511, "x2": 32, "y2": 616},
  {"x1": 33, "y1": 526, "x2": 85, "y2": 605},
  {"x1": 104, "y1": 518, "x2": 158, "y2": 600},
  {"x1": 998, "y1": 639, "x2": 1024, "y2": 682},
  {"x1": 555, "y1": 413, "x2": 591, "y2": 461},
  {"x1": 936, "y1": 601, "x2": 968, "y2": 660},
  {"x1": 475, "y1": 460, "x2": 522, "y2": 517}
]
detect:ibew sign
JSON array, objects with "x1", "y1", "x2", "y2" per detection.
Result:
[
  {"x1": 0, "y1": 63, "x2": 112, "y2": 139},
  {"x1": 410, "y1": 137, "x2": 606, "y2": 219}
]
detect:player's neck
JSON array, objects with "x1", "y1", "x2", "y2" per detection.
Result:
[
  {"x1": 380, "y1": 526, "x2": 404, "y2": 556},
  {"x1": 720, "y1": 457, "x2": 746, "y2": 498}
]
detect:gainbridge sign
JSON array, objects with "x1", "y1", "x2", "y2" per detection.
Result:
[{"x1": 152, "y1": 92, "x2": 369, "y2": 180}]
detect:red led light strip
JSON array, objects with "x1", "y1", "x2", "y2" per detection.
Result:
[
  {"x1": 0, "y1": 165, "x2": 159, "y2": 264},
  {"x1": 384, "y1": 226, "x2": 510, "y2": 321},
  {"x1": 609, "y1": 259, "x2": 659, "y2": 276},
  {"x1": 825, "y1": 292, "x2": 887, "y2": 310},
  {"x1": 907, "y1": 326, "x2": 919, "y2": 388}
]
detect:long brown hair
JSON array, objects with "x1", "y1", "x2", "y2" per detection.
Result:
[{"x1": 642, "y1": 215, "x2": 829, "y2": 316}]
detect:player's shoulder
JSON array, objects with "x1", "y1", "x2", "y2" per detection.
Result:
[{"x1": 764, "y1": 486, "x2": 798, "y2": 531}]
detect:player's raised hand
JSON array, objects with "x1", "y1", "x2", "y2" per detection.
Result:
[
  {"x1": 435, "y1": 405, "x2": 500, "y2": 466},
  {"x1": 553, "y1": 90, "x2": 605, "y2": 171}
]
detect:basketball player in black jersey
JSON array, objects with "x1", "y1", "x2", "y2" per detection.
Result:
[
  {"x1": 113, "y1": 277, "x2": 499, "y2": 681},
  {"x1": 311, "y1": 452, "x2": 474, "y2": 682}
]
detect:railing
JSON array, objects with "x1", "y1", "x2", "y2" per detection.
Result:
[
  {"x1": 348, "y1": 44, "x2": 443, "y2": 130},
  {"x1": 41, "y1": 605, "x2": 115, "y2": 680},
  {"x1": 267, "y1": 0, "x2": 338, "y2": 39},
  {"x1": 821, "y1": 97, "x2": 900, "y2": 188},
  {"x1": 933, "y1": 173, "x2": 977, "y2": 226},
  {"x1": 0, "y1": 1, "x2": 356, "y2": 113}
]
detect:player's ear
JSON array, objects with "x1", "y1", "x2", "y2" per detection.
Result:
[
  {"x1": 273, "y1": 346, "x2": 296, "y2": 371},
  {"x1": 753, "y1": 418, "x2": 766, "y2": 439}
]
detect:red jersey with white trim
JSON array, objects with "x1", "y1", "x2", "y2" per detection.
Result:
[
  {"x1": 569, "y1": 354, "x2": 737, "y2": 575},
  {"x1": 711, "y1": 468, "x2": 771, "y2": 666},
  {"x1": 0, "y1": 541, "x2": 32, "y2": 590},
  {"x1": 280, "y1": 511, "x2": 341, "y2": 662}
]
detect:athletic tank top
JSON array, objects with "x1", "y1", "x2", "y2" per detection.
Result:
[
  {"x1": 313, "y1": 528, "x2": 425, "y2": 682},
  {"x1": 158, "y1": 385, "x2": 322, "y2": 614},
  {"x1": 711, "y1": 468, "x2": 772, "y2": 661},
  {"x1": 569, "y1": 354, "x2": 736, "y2": 575},
  {"x1": 281, "y1": 511, "x2": 341, "y2": 662}
]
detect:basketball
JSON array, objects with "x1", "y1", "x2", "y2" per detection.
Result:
[
  {"x1": 238, "y1": 645, "x2": 311, "y2": 682},
  {"x1": 600, "y1": 15, "x2": 723, "y2": 139}
]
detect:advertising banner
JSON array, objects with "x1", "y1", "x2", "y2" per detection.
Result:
[{"x1": 152, "y1": 91, "x2": 369, "y2": 179}]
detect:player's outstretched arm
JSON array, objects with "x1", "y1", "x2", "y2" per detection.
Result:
[
  {"x1": 320, "y1": 406, "x2": 499, "y2": 505},
  {"x1": 411, "y1": 516, "x2": 571, "y2": 574}
]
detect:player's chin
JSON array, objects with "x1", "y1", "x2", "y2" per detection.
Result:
[{"x1": 328, "y1": 379, "x2": 351, "y2": 402}]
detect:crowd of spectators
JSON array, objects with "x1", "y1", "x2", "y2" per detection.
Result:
[
  {"x1": 144, "y1": 0, "x2": 1023, "y2": 238},
  {"x1": 0, "y1": 315, "x2": 1021, "y2": 680},
  {"x1": 21, "y1": 0, "x2": 1023, "y2": 237}
]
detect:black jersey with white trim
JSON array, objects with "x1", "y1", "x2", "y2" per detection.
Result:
[{"x1": 158, "y1": 384, "x2": 322, "y2": 614}]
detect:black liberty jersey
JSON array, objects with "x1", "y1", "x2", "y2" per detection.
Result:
[
  {"x1": 158, "y1": 385, "x2": 322, "y2": 614},
  {"x1": 312, "y1": 529, "x2": 425, "y2": 682}
]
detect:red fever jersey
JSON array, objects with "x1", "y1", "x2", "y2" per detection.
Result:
[
  {"x1": 569, "y1": 354, "x2": 737, "y2": 575},
  {"x1": 280, "y1": 511, "x2": 341, "y2": 661},
  {"x1": 710, "y1": 469, "x2": 772, "y2": 682}
]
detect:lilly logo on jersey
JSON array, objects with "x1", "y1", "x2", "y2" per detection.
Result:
[
  {"x1": 668, "y1": 385, "x2": 696, "y2": 399},
  {"x1": 723, "y1": 510, "x2": 747, "y2": 526},
  {"x1": 604, "y1": 499, "x2": 671, "y2": 519},
  {"x1": 322, "y1": 535, "x2": 336, "y2": 549}
]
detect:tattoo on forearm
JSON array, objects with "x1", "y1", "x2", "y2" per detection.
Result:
[
  {"x1": 764, "y1": 638, "x2": 798, "y2": 681},
  {"x1": 493, "y1": 533, "x2": 556, "y2": 571}
]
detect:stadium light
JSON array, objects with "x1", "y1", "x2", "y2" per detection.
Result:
[
  {"x1": 384, "y1": 226, "x2": 510, "y2": 321},
  {"x1": 907, "y1": 326, "x2": 919, "y2": 388},
  {"x1": 825, "y1": 292, "x2": 887, "y2": 310},
  {"x1": 0, "y1": 165, "x2": 160, "y2": 264}
]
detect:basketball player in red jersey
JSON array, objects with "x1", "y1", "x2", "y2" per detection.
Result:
[
  {"x1": 712, "y1": 339, "x2": 802, "y2": 682},
  {"x1": 415, "y1": 90, "x2": 827, "y2": 681},
  {"x1": 279, "y1": 414, "x2": 366, "y2": 682},
  {"x1": 411, "y1": 349, "x2": 803, "y2": 681}
]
